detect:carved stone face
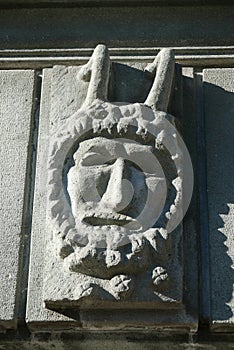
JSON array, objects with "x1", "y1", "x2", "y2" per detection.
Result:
[
  {"x1": 44, "y1": 47, "x2": 187, "y2": 308},
  {"x1": 67, "y1": 136, "x2": 166, "y2": 249}
]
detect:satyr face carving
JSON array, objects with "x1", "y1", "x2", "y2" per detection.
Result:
[
  {"x1": 67, "y1": 137, "x2": 166, "y2": 248},
  {"x1": 44, "y1": 44, "x2": 192, "y2": 307}
]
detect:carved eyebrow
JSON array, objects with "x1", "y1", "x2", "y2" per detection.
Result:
[
  {"x1": 83, "y1": 145, "x2": 111, "y2": 155},
  {"x1": 81, "y1": 151, "x2": 103, "y2": 159},
  {"x1": 124, "y1": 142, "x2": 152, "y2": 151},
  {"x1": 80, "y1": 152, "x2": 114, "y2": 167},
  {"x1": 87, "y1": 144, "x2": 110, "y2": 153}
]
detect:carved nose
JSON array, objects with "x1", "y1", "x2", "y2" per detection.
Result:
[{"x1": 101, "y1": 158, "x2": 133, "y2": 212}]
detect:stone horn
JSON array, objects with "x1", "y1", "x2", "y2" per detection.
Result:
[
  {"x1": 79, "y1": 44, "x2": 175, "y2": 114},
  {"x1": 78, "y1": 44, "x2": 111, "y2": 106},
  {"x1": 144, "y1": 48, "x2": 175, "y2": 113}
]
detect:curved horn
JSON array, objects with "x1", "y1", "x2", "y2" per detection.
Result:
[
  {"x1": 78, "y1": 44, "x2": 111, "y2": 106},
  {"x1": 144, "y1": 48, "x2": 175, "y2": 113}
]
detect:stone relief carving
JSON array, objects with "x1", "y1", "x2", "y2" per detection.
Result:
[{"x1": 44, "y1": 44, "x2": 190, "y2": 310}]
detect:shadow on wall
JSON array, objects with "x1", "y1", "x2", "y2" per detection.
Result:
[
  {"x1": 108, "y1": 70, "x2": 234, "y2": 323},
  {"x1": 109, "y1": 62, "x2": 152, "y2": 103},
  {"x1": 204, "y1": 81, "x2": 234, "y2": 322},
  {"x1": 181, "y1": 74, "x2": 234, "y2": 324}
]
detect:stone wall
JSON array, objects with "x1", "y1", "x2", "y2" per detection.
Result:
[{"x1": 0, "y1": 1, "x2": 234, "y2": 348}]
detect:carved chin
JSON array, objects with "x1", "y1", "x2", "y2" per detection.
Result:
[{"x1": 63, "y1": 241, "x2": 151, "y2": 279}]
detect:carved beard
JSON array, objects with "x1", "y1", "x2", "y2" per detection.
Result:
[{"x1": 62, "y1": 226, "x2": 152, "y2": 279}]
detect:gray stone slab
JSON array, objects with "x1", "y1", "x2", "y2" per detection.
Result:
[
  {"x1": 203, "y1": 68, "x2": 234, "y2": 331},
  {"x1": 1, "y1": 335, "x2": 234, "y2": 350},
  {"x1": 26, "y1": 68, "x2": 74, "y2": 329},
  {"x1": 27, "y1": 60, "x2": 197, "y2": 332},
  {"x1": 180, "y1": 68, "x2": 200, "y2": 323},
  {"x1": 0, "y1": 6, "x2": 233, "y2": 49},
  {"x1": 0, "y1": 70, "x2": 35, "y2": 330},
  {"x1": 0, "y1": 0, "x2": 231, "y2": 5}
]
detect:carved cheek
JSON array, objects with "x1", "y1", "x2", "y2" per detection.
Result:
[
  {"x1": 127, "y1": 166, "x2": 148, "y2": 215},
  {"x1": 77, "y1": 166, "x2": 111, "y2": 203}
]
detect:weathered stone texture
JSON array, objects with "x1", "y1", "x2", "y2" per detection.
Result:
[
  {"x1": 204, "y1": 68, "x2": 234, "y2": 331},
  {"x1": 0, "y1": 6, "x2": 234, "y2": 49},
  {"x1": 26, "y1": 69, "x2": 73, "y2": 329},
  {"x1": 26, "y1": 48, "x2": 197, "y2": 332},
  {"x1": 0, "y1": 70, "x2": 35, "y2": 330}
]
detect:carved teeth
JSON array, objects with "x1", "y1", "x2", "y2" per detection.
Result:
[
  {"x1": 85, "y1": 212, "x2": 131, "y2": 221},
  {"x1": 82, "y1": 212, "x2": 140, "y2": 229}
]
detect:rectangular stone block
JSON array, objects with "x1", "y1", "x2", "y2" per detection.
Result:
[
  {"x1": 26, "y1": 68, "x2": 75, "y2": 330},
  {"x1": 0, "y1": 6, "x2": 234, "y2": 49},
  {"x1": 204, "y1": 68, "x2": 234, "y2": 331},
  {"x1": 27, "y1": 59, "x2": 197, "y2": 332},
  {"x1": 0, "y1": 70, "x2": 35, "y2": 330}
]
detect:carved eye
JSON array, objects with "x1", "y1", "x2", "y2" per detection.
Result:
[{"x1": 81, "y1": 153, "x2": 115, "y2": 167}]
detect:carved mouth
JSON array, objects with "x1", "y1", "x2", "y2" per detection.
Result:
[{"x1": 82, "y1": 213, "x2": 141, "y2": 229}]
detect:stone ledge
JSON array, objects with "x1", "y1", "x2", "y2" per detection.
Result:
[
  {"x1": 0, "y1": 0, "x2": 233, "y2": 7},
  {"x1": 0, "y1": 47, "x2": 234, "y2": 69},
  {"x1": 0, "y1": 6, "x2": 233, "y2": 50}
]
